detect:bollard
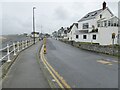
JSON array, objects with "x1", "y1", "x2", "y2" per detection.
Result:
[
  {"x1": 13, "y1": 42, "x2": 16, "y2": 56},
  {"x1": 7, "y1": 44, "x2": 11, "y2": 62},
  {"x1": 44, "y1": 45, "x2": 47, "y2": 54},
  {"x1": 43, "y1": 38, "x2": 47, "y2": 54},
  {"x1": 22, "y1": 41, "x2": 24, "y2": 50},
  {"x1": 17, "y1": 41, "x2": 20, "y2": 52}
]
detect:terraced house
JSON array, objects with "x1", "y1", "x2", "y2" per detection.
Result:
[{"x1": 74, "y1": 2, "x2": 119, "y2": 45}]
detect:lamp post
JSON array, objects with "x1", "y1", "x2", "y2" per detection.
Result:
[{"x1": 33, "y1": 7, "x2": 36, "y2": 44}]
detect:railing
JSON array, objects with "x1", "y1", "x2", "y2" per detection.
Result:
[{"x1": 0, "y1": 39, "x2": 36, "y2": 65}]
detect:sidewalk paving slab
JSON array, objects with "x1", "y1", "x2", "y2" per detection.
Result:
[{"x1": 2, "y1": 42, "x2": 50, "y2": 88}]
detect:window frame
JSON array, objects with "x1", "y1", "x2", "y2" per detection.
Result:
[
  {"x1": 83, "y1": 23, "x2": 89, "y2": 29},
  {"x1": 92, "y1": 34, "x2": 97, "y2": 40},
  {"x1": 83, "y1": 35, "x2": 87, "y2": 39},
  {"x1": 76, "y1": 35, "x2": 79, "y2": 39}
]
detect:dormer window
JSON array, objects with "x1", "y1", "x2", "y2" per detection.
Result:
[
  {"x1": 100, "y1": 14, "x2": 102, "y2": 18},
  {"x1": 91, "y1": 12, "x2": 97, "y2": 16},
  {"x1": 84, "y1": 15, "x2": 89, "y2": 18}
]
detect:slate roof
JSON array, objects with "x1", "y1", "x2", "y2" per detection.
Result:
[
  {"x1": 78, "y1": 8, "x2": 103, "y2": 22},
  {"x1": 78, "y1": 7, "x2": 114, "y2": 22},
  {"x1": 68, "y1": 23, "x2": 78, "y2": 33}
]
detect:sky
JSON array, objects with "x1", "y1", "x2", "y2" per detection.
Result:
[{"x1": 0, "y1": 0, "x2": 119, "y2": 35}]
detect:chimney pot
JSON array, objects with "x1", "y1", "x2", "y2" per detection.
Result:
[{"x1": 103, "y1": 1, "x2": 106, "y2": 10}]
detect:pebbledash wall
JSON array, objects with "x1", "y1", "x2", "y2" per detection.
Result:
[{"x1": 60, "y1": 40, "x2": 119, "y2": 56}]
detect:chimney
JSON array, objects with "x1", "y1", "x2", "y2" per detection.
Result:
[{"x1": 103, "y1": 1, "x2": 106, "y2": 10}]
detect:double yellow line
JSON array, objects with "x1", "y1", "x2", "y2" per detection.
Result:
[{"x1": 40, "y1": 45, "x2": 71, "y2": 90}]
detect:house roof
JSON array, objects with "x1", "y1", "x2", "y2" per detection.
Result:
[
  {"x1": 68, "y1": 23, "x2": 78, "y2": 33},
  {"x1": 78, "y1": 9, "x2": 103, "y2": 22},
  {"x1": 78, "y1": 7, "x2": 114, "y2": 22}
]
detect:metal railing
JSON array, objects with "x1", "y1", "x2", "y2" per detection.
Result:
[{"x1": 0, "y1": 39, "x2": 36, "y2": 64}]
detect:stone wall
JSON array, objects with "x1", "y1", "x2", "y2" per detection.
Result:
[{"x1": 60, "y1": 40, "x2": 119, "y2": 56}]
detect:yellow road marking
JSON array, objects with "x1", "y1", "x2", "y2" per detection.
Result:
[
  {"x1": 43, "y1": 52, "x2": 71, "y2": 89},
  {"x1": 41, "y1": 52, "x2": 64, "y2": 89},
  {"x1": 40, "y1": 45, "x2": 71, "y2": 89},
  {"x1": 97, "y1": 60, "x2": 112, "y2": 65}
]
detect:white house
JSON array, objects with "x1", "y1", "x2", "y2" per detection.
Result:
[
  {"x1": 75, "y1": 2, "x2": 119, "y2": 45},
  {"x1": 67, "y1": 23, "x2": 78, "y2": 41}
]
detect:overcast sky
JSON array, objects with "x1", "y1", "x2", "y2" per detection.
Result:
[{"x1": 0, "y1": 0, "x2": 119, "y2": 35}]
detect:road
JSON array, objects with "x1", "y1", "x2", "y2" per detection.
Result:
[
  {"x1": 45, "y1": 38, "x2": 118, "y2": 88},
  {"x1": 3, "y1": 41, "x2": 50, "y2": 88}
]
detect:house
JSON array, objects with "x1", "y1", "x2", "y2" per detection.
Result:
[
  {"x1": 67, "y1": 23, "x2": 78, "y2": 41},
  {"x1": 75, "y1": 1, "x2": 119, "y2": 45},
  {"x1": 57, "y1": 27, "x2": 69, "y2": 40},
  {"x1": 52, "y1": 31, "x2": 58, "y2": 39},
  {"x1": 58, "y1": 27, "x2": 64, "y2": 39}
]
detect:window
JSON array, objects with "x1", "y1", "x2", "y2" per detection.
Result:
[
  {"x1": 104, "y1": 21, "x2": 107, "y2": 27},
  {"x1": 93, "y1": 35, "x2": 96, "y2": 40},
  {"x1": 83, "y1": 23, "x2": 89, "y2": 29},
  {"x1": 111, "y1": 20, "x2": 113, "y2": 26},
  {"x1": 114, "y1": 23, "x2": 117, "y2": 26},
  {"x1": 84, "y1": 15, "x2": 89, "y2": 18},
  {"x1": 91, "y1": 12, "x2": 97, "y2": 16},
  {"x1": 83, "y1": 35, "x2": 87, "y2": 39},
  {"x1": 100, "y1": 14, "x2": 102, "y2": 18},
  {"x1": 97, "y1": 22, "x2": 100, "y2": 27},
  {"x1": 76, "y1": 35, "x2": 79, "y2": 39},
  {"x1": 108, "y1": 21, "x2": 111, "y2": 26},
  {"x1": 101, "y1": 22, "x2": 103, "y2": 27}
]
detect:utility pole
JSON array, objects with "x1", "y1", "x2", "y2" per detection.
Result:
[{"x1": 33, "y1": 7, "x2": 36, "y2": 44}]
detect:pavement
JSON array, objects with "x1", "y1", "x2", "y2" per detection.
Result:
[
  {"x1": 45, "y1": 38, "x2": 118, "y2": 88},
  {"x1": 2, "y1": 41, "x2": 50, "y2": 88}
]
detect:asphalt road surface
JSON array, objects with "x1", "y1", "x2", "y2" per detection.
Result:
[
  {"x1": 45, "y1": 38, "x2": 118, "y2": 88},
  {"x1": 3, "y1": 41, "x2": 50, "y2": 88}
]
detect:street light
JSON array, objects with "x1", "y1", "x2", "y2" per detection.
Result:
[{"x1": 33, "y1": 7, "x2": 36, "y2": 44}]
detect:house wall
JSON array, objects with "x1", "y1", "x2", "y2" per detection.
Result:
[
  {"x1": 96, "y1": 8, "x2": 113, "y2": 20},
  {"x1": 68, "y1": 25, "x2": 78, "y2": 41},
  {"x1": 98, "y1": 27, "x2": 118, "y2": 45},
  {"x1": 75, "y1": 27, "x2": 118, "y2": 45},
  {"x1": 78, "y1": 19, "x2": 97, "y2": 32},
  {"x1": 76, "y1": 33, "x2": 99, "y2": 43}
]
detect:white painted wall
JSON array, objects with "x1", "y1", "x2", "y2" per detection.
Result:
[
  {"x1": 67, "y1": 24, "x2": 78, "y2": 41},
  {"x1": 78, "y1": 19, "x2": 97, "y2": 32},
  {"x1": 76, "y1": 33, "x2": 99, "y2": 43},
  {"x1": 96, "y1": 8, "x2": 113, "y2": 21},
  {"x1": 98, "y1": 27, "x2": 118, "y2": 45}
]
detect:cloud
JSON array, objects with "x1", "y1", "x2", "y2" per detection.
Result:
[
  {"x1": 1, "y1": 1, "x2": 118, "y2": 35},
  {"x1": 54, "y1": 6, "x2": 70, "y2": 20}
]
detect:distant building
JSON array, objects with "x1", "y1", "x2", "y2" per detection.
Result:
[
  {"x1": 67, "y1": 23, "x2": 78, "y2": 41},
  {"x1": 31, "y1": 32, "x2": 40, "y2": 38},
  {"x1": 75, "y1": 2, "x2": 119, "y2": 45}
]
